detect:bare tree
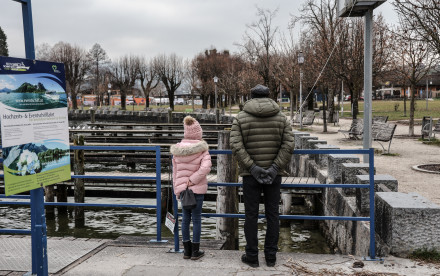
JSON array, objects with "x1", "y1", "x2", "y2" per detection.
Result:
[
  {"x1": 274, "y1": 27, "x2": 299, "y2": 120},
  {"x1": 392, "y1": 24, "x2": 436, "y2": 135},
  {"x1": 393, "y1": 0, "x2": 440, "y2": 55},
  {"x1": 295, "y1": 0, "x2": 341, "y2": 126},
  {"x1": 111, "y1": 55, "x2": 138, "y2": 110},
  {"x1": 50, "y1": 42, "x2": 90, "y2": 109},
  {"x1": 154, "y1": 53, "x2": 184, "y2": 111},
  {"x1": 137, "y1": 56, "x2": 159, "y2": 109},
  {"x1": 35, "y1": 43, "x2": 52, "y2": 61},
  {"x1": 296, "y1": 0, "x2": 393, "y2": 121},
  {"x1": 87, "y1": 43, "x2": 109, "y2": 105},
  {"x1": 238, "y1": 7, "x2": 279, "y2": 98},
  {"x1": 219, "y1": 55, "x2": 245, "y2": 111},
  {"x1": 185, "y1": 59, "x2": 200, "y2": 111},
  {"x1": 191, "y1": 48, "x2": 230, "y2": 109}
]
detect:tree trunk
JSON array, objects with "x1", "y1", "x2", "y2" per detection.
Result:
[
  {"x1": 352, "y1": 87, "x2": 359, "y2": 119},
  {"x1": 322, "y1": 88, "x2": 327, "y2": 133},
  {"x1": 44, "y1": 186, "x2": 55, "y2": 220},
  {"x1": 328, "y1": 88, "x2": 335, "y2": 124},
  {"x1": 404, "y1": 88, "x2": 407, "y2": 117},
  {"x1": 71, "y1": 86, "x2": 78, "y2": 110},
  {"x1": 202, "y1": 94, "x2": 208, "y2": 109},
  {"x1": 74, "y1": 135, "x2": 85, "y2": 228},
  {"x1": 409, "y1": 84, "x2": 416, "y2": 136},
  {"x1": 121, "y1": 89, "x2": 127, "y2": 110}
]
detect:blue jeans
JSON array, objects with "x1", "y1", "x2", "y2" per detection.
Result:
[{"x1": 181, "y1": 193, "x2": 204, "y2": 243}]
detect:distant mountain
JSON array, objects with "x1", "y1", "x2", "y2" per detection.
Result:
[
  {"x1": 14, "y1": 82, "x2": 47, "y2": 93},
  {"x1": 23, "y1": 143, "x2": 48, "y2": 154},
  {"x1": 2, "y1": 143, "x2": 49, "y2": 159},
  {"x1": 0, "y1": 87, "x2": 12, "y2": 92}
]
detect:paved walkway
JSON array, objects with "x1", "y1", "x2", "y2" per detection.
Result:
[
  {"x1": 297, "y1": 118, "x2": 440, "y2": 205},
  {"x1": 1, "y1": 236, "x2": 440, "y2": 275}
]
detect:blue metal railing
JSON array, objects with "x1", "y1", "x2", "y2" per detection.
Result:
[
  {"x1": 0, "y1": 145, "x2": 165, "y2": 241},
  {"x1": 171, "y1": 148, "x2": 378, "y2": 260},
  {"x1": 0, "y1": 145, "x2": 166, "y2": 275}
]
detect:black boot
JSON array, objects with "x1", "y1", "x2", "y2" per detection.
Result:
[
  {"x1": 241, "y1": 254, "x2": 259, "y2": 268},
  {"x1": 265, "y1": 255, "x2": 276, "y2": 267},
  {"x1": 183, "y1": 241, "x2": 192, "y2": 259},
  {"x1": 191, "y1": 242, "x2": 204, "y2": 260}
]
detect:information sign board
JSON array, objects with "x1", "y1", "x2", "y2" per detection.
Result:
[{"x1": 0, "y1": 56, "x2": 71, "y2": 196}]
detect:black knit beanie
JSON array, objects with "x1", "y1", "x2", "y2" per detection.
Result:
[{"x1": 250, "y1": 84, "x2": 270, "y2": 98}]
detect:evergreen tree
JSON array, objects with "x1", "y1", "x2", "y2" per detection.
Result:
[{"x1": 0, "y1": 27, "x2": 8, "y2": 56}]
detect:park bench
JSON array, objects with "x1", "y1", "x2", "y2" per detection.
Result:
[
  {"x1": 372, "y1": 116, "x2": 388, "y2": 123},
  {"x1": 316, "y1": 110, "x2": 339, "y2": 125},
  {"x1": 372, "y1": 122, "x2": 397, "y2": 154},
  {"x1": 421, "y1": 116, "x2": 433, "y2": 140},
  {"x1": 303, "y1": 111, "x2": 315, "y2": 126},
  {"x1": 433, "y1": 120, "x2": 440, "y2": 138},
  {"x1": 292, "y1": 110, "x2": 315, "y2": 126},
  {"x1": 338, "y1": 118, "x2": 363, "y2": 139}
]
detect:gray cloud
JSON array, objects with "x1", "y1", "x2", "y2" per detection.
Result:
[{"x1": 0, "y1": 0, "x2": 397, "y2": 61}]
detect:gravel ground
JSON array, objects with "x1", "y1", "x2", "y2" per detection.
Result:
[{"x1": 293, "y1": 117, "x2": 440, "y2": 205}]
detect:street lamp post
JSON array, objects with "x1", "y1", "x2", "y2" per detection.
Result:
[
  {"x1": 426, "y1": 79, "x2": 432, "y2": 111},
  {"x1": 338, "y1": 0, "x2": 386, "y2": 163},
  {"x1": 108, "y1": 83, "x2": 111, "y2": 106},
  {"x1": 298, "y1": 51, "x2": 304, "y2": 129},
  {"x1": 214, "y1": 76, "x2": 219, "y2": 124}
]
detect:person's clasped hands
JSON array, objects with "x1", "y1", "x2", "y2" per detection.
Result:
[{"x1": 250, "y1": 164, "x2": 279, "y2": 185}]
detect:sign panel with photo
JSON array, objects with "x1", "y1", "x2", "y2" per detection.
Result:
[{"x1": 0, "y1": 56, "x2": 71, "y2": 196}]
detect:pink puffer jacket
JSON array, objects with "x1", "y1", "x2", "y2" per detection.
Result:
[{"x1": 170, "y1": 139, "x2": 212, "y2": 198}]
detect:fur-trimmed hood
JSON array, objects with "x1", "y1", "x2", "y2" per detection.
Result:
[{"x1": 170, "y1": 140, "x2": 209, "y2": 157}]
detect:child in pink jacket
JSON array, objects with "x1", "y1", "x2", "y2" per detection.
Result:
[{"x1": 170, "y1": 116, "x2": 212, "y2": 260}]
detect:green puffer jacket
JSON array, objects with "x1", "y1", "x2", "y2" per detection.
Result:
[{"x1": 230, "y1": 97, "x2": 294, "y2": 176}]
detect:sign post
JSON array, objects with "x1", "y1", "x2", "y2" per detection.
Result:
[{"x1": 5, "y1": 2, "x2": 71, "y2": 275}]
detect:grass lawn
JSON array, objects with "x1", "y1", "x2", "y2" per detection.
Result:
[
  {"x1": 338, "y1": 99, "x2": 440, "y2": 121},
  {"x1": 73, "y1": 99, "x2": 440, "y2": 122}
]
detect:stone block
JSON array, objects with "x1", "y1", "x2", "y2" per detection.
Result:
[
  {"x1": 307, "y1": 140, "x2": 327, "y2": 149},
  {"x1": 375, "y1": 192, "x2": 440, "y2": 257},
  {"x1": 314, "y1": 144, "x2": 340, "y2": 168},
  {"x1": 341, "y1": 163, "x2": 375, "y2": 196},
  {"x1": 300, "y1": 136, "x2": 318, "y2": 149},
  {"x1": 293, "y1": 132, "x2": 310, "y2": 149},
  {"x1": 328, "y1": 154, "x2": 359, "y2": 184},
  {"x1": 356, "y1": 174, "x2": 398, "y2": 214}
]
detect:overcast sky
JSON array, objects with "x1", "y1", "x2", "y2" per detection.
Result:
[{"x1": 0, "y1": 0, "x2": 398, "y2": 61}]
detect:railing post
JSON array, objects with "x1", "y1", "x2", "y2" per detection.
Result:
[
  {"x1": 74, "y1": 135, "x2": 85, "y2": 227},
  {"x1": 90, "y1": 108, "x2": 96, "y2": 123},
  {"x1": 369, "y1": 148, "x2": 376, "y2": 260},
  {"x1": 150, "y1": 146, "x2": 167, "y2": 243},
  {"x1": 167, "y1": 109, "x2": 173, "y2": 124},
  {"x1": 216, "y1": 131, "x2": 239, "y2": 249},
  {"x1": 30, "y1": 188, "x2": 48, "y2": 276}
]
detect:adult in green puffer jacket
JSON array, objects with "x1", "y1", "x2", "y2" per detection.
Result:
[{"x1": 230, "y1": 84, "x2": 294, "y2": 268}]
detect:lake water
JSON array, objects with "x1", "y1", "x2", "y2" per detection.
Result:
[{"x1": 0, "y1": 197, "x2": 331, "y2": 254}]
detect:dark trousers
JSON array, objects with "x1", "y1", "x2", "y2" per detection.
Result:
[{"x1": 243, "y1": 175, "x2": 281, "y2": 260}]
